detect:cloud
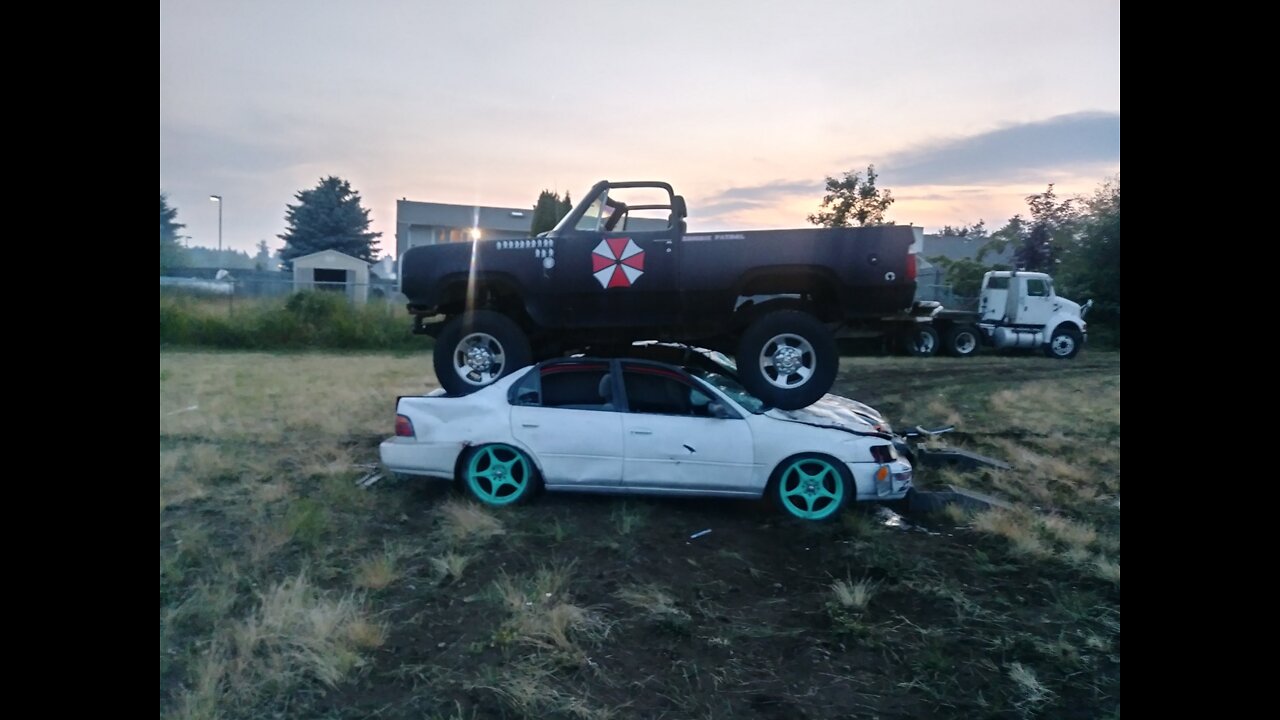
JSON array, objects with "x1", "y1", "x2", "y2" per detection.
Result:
[
  {"x1": 694, "y1": 179, "x2": 822, "y2": 221},
  {"x1": 882, "y1": 112, "x2": 1120, "y2": 185}
]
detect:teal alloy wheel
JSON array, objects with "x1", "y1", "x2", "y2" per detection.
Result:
[
  {"x1": 774, "y1": 455, "x2": 849, "y2": 521},
  {"x1": 463, "y1": 444, "x2": 536, "y2": 506}
]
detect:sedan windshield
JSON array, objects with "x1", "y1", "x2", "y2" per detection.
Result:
[{"x1": 689, "y1": 368, "x2": 768, "y2": 414}]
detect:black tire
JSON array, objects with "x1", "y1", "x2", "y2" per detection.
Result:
[
  {"x1": 736, "y1": 310, "x2": 837, "y2": 411},
  {"x1": 1044, "y1": 324, "x2": 1083, "y2": 359},
  {"x1": 433, "y1": 310, "x2": 532, "y2": 396},
  {"x1": 942, "y1": 324, "x2": 980, "y2": 358},
  {"x1": 767, "y1": 453, "x2": 853, "y2": 522},
  {"x1": 900, "y1": 325, "x2": 939, "y2": 357}
]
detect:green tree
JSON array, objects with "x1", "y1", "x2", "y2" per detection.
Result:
[
  {"x1": 530, "y1": 190, "x2": 575, "y2": 235},
  {"x1": 530, "y1": 190, "x2": 561, "y2": 235},
  {"x1": 808, "y1": 164, "x2": 895, "y2": 227},
  {"x1": 160, "y1": 191, "x2": 186, "y2": 273},
  {"x1": 254, "y1": 240, "x2": 275, "y2": 271},
  {"x1": 278, "y1": 176, "x2": 381, "y2": 265},
  {"x1": 927, "y1": 256, "x2": 1011, "y2": 298},
  {"x1": 937, "y1": 220, "x2": 988, "y2": 238},
  {"x1": 985, "y1": 186, "x2": 1078, "y2": 272},
  {"x1": 1060, "y1": 176, "x2": 1120, "y2": 343}
]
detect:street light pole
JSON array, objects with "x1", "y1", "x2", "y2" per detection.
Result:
[{"x1": 209, "y1": 195, "x2": 223, "y2": 253}]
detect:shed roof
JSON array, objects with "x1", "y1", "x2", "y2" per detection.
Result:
[{"x1": 291, "y1": 250, "x2": 371, "y2": 270}]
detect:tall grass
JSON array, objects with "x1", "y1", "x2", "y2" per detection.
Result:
[{"x1": 159, "y1": 291, "x2": 426, "y2": 351}]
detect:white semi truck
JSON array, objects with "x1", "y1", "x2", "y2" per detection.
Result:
[{"x1": 844, "y1": 270, "x2": 1092, "y2": 359}]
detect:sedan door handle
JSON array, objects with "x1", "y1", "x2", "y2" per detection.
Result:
[
  {"x1": 630, "y1": 429, "x2": 653, "y2": 435},
  {"x1": 521, "y1": 423, "x2": 539, "y2": 428}
]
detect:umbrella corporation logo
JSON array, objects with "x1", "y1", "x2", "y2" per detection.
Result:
[{"x1": 591, "y1": 237, "x2": 645, "y2": 289}]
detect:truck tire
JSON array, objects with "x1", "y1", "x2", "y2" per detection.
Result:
[
  {"x1": 943, "y1": 324, "x2": 980, "y2": 358},
  {"x1": 434, "y1": 310, "x2": 532, "y2": 396},
  {"x1": 736, "y1": 310, "x2": 837, "y2": 410},
  {"x1": 1044, "y1": 324, "x2": 1082, "y2": 359},
  {"x1": 901, "y1": 325, "x2": 939, "y2": 357}
]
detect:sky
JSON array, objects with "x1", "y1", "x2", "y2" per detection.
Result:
[{"x1": 159, "y1": 0, "x2": 1120, "y2": 257}]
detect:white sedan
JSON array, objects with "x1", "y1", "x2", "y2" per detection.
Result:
[{"x1": 380, "y1": 356, "x2": 912, "y2": 521}]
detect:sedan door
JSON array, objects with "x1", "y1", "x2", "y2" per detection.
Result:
[
  {"x1": 618, "y1": 363, "x2": 756, "y2": 495},
  {"x1": 510, "y1": 361, "x2": 624, "y2": 487}
]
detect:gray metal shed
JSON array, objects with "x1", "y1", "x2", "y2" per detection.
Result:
[{"x1": 291, "y1": 250, "x2": 371, "y2": 304}]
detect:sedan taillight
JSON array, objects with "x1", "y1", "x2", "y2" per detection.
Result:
[{"x1": 395, "y1": 414, "x2": 415, "y2": 438}]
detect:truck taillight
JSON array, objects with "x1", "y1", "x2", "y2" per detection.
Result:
[
  {"x1": 395, "y1": 414, "x2": 415, "y2": 438},
  {"x1": 905, "y1": 254, "x2": 917, "y2": 282}
]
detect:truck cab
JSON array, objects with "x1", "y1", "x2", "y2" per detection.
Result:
[{"x1": 977, "y1": 271, "x2": 1089, "y2": 358}]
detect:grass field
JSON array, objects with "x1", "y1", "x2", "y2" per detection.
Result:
[{"x1": 160, "y1": 351, "x2": 1120, "y2": 719}]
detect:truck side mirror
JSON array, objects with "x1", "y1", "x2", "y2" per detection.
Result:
[{"x1": 672, "y1": 195, "x2": 687, "y2": 219}]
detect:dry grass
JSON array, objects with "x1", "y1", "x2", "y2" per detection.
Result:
[
  {"x1": 611, "y1": 502, "x2": 649, "y2": 535},
  {"x1": 986, "y1": 377, "x2": 1120, "y2": 438},
  {"x1": 161, "y1": 351, "x2": 1119, "y2": 718},
  {"x1": 496, "y1": 561, "x2": 576, "y2": 611},
  {"x1": 1008, "y1": 661, "x2": 1055, "y2": 713},
  {"x1": 831, "y1": 577, "x2": 878, "y2": 611},
  {"x1": 942, "y1": 503, "x2": 972, "y2": 525},
  {"x1": 516, "y1": 602, "x2": 610, "y2": 655},
  {"x1": 160, "y1": 352, "x2": 431, "y2": 443},
  {"x1": 494, "y1": 563, "x2": 607, "y2": 666},
  {"x1": 159, "y1": 444, "x2": 273, "y2": 510},
  {"x1": 430, "y1": 552, "x2": 472, "y2": 583},
  {"x1": 438, "y1": 499, "x2": 505, "y2": 544},
  {"x1": 168, "y1": 570, "x2": 381, "y2": 715},
  {"x1": 1093, "y1": 556, "x2": 1121, "y2": 585},
  {"x1": 294, "y1": 445, "x2": 358, "y2": 480},
  {"x1": 346, "y1": 618, "x2": 389, "y2": 649},
  {"x1": 480, "y1": 661, "x2": 618, "y2": 720},
  {"x1": 355, "y1": 542, "x2": 411, "y2": 590},
  {"x1": 170, "y1": 645, "x2": 228, "y2": 720},
  {"x1": 1041, "y1": 514, "x2": 1098, "y2": 550},
  {"x1": 160, "y1": 351, "x2": 429, "y2": 717},
  {"x1": 615, "y1": 585, "x2": 690, "y2": 624},
  {"x1": 930, "y1": 370, "x2": 1121, "y2": 590},
  {"x1": 925, "y1": 397, "x2": 963, "y2": 427},
  {"x1": 973, "y1": 509, "x2": 1053, "y2": 559},
  {"x1": 231, "y1": 570, "x2": 378, "y2": 687}
]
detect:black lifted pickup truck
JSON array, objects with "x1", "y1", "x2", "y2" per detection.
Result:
[{"x1": 399, "y1": 180, "x2": 919, "y2": 409}]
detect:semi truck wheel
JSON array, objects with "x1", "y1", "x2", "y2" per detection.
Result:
[
  {"x1": 1045, "y1": 324, "x2": 1082, "y2": 359},
  {"x1": 736, "y1": 310, "x2": 837, "y2": 410},
  {"x1": 943, "y1": 324, "x2": 980, "y2": 358},
  {"x1": 434, "y1": 310, "x2": 532, "y2": 396},
  {"x1": 901, "y1": 325, "x2": 939, "y2": 357}
]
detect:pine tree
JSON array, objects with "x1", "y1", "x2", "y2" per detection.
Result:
[
  {"x1": 160, "y1": 192, "x2": 186, "y2": 272},
  {"x1": 278, "y1": 176, "x2": 381, "y2": 265}
]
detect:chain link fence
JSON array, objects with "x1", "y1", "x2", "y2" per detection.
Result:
[{"x1": 160, "y1": 271, "x2": 404, "y2": 312}]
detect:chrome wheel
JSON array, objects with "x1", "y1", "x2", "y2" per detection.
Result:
[
  {"x1": 911, "y1": 329, "x2": 936, "y2": 355},
  {"x1": 759, "y1": 333, "x2": 816, "y2": 389},
  {"x1": 453, "y1": 332, "x2": 506, "y2": 387},
  {"x1": 1050, "y1": 333, "x2": 1076, "y2": 357}
]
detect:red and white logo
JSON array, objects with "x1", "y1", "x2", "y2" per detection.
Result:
[{"x1": 591, "y1": 237, "x2": 645, "y2": 288}]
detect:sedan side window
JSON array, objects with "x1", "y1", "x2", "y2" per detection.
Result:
[
  {"x1": 510, "y1": 369, "x2": 540, "y2": 406},
  {"x1": 539, "y1": 363, "x2": 615, "y2": 411},
  {"x1": 622, "y1": 365, "x2": 716, "y2": 418}
]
